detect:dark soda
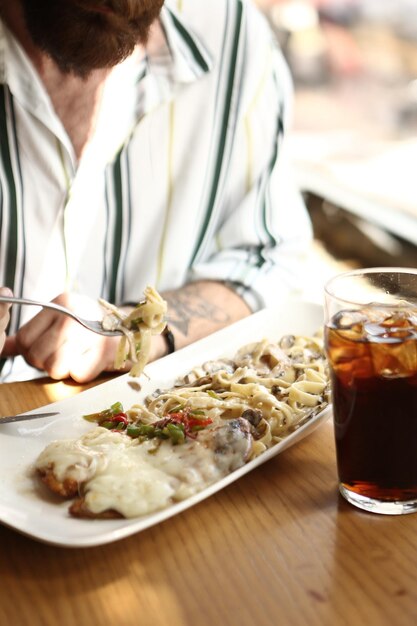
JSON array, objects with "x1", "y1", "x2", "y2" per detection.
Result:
[{"x1": 325, "y1": 308, "x2": 417, "y2": 501}]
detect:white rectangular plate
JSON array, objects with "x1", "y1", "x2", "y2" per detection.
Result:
[{"x1": 0, "y1": 300, "x2": 331, "y2": 547}]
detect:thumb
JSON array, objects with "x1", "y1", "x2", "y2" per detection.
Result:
[{"x1": 3, "y1": 335, "x2": 19, "y2": 357}]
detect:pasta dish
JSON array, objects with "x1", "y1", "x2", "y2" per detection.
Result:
[{"x1": 34, "y1": 331, "x2": 330, "y2": 519}]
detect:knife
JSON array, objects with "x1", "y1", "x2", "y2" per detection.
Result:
[{"x1": 0, "y1": 411, "x2": 59, "y2": 424}]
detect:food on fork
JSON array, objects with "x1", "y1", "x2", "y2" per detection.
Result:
[
  {"x1": 34, "y1": 332, "x2": 330, "y2": 519},
  {"x1": 99, "y1": 286, "x2": 167, "y2": 376}
]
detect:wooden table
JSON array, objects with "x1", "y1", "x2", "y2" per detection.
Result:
[{"x1": 1, "y1": 377, "x2": 417, "y2": 626}]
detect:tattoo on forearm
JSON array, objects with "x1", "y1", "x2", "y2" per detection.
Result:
[{"x1": 165, "y1": 284, "x2": 231, "y2": 336}]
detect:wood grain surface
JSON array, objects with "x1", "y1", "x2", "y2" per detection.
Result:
[{"x1": 1, "y1": 378, "x2": 417, "y2": 626}]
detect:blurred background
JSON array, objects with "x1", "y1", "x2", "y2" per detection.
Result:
[{"x1": 255, "y1": 0, "x2": 417, "y2": 297}]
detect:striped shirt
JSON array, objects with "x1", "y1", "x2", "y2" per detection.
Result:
[{"x1": 0, "y1": 0, "x2": 312, "y2": 381}]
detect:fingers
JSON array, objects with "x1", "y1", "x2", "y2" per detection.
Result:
[
  {"x1": 0, "y1": 287, "x2": 13, "y2": 353},
  {"x1": 67, "y1": 336, "x2": 126, "y2": 383},
  {"x1": 3, "y1": 335, "x2": 18, "y2": 357},
  {"x1": 5, "y1": 292, "x2": 122, "y2": 382},
  {"x1": 13, "y1": 312, "x2": 71, "y2": 369},
  {"x1": 0, "y1": 287, "x2": 13, "y2": 325},
  {"x1": 18, "y1": 317, "x2": 117, "y2": 381},
  {"x1": 27, "y1": 318, "x2": 76, "y2": 375}
]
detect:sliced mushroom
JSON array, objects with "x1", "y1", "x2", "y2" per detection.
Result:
[
  {"x1": 175, "y1": 375, "x2": 213, "y2": 389},
  {"x1": 241, "y1": 408, "x2": 262, "y2": 427},
  {"x1": 279, "y1": 335, "x2": 295, "y2": 349},
  {"x1": 240, "y1": 409, "x2": 268, "y2": 440}
]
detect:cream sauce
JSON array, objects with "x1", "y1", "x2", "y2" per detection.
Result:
[{"x1": 35, "y1": 427, "x2": 227, "y2": 517}]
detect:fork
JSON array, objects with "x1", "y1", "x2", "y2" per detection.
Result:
[{"x1": 0, "y1": 295, "x2": 124, "y2": 336}]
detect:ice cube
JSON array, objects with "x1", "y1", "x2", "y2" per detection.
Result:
[
  {"x1": 327, "y1": 330, "x2": 374, "y2": 384},
  {"x1": 333, "y1": 310, "x2": 367, "y2": 331},
  {"x1": 370, "y1": 337, "x2": 417, "y2": 378}
]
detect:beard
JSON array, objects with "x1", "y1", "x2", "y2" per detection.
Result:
[{"x1": 20, "y1": 0, "x2": 164, "y2": 78}]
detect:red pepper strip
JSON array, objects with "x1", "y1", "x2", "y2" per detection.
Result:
[
  {"x1": 165, "y1": 412, "x2": 187, "y2": 421},
  {"x1": 187, "y1": 417, "x2": 213, "y2": 428},
  {"x1": 98, "y1": 413, "x2": 128, "y2": 433},
  {"x1": 163, "y1": 410, "x2": 213, "y2": 439},
  {"x1": 166, "y1": 411, "x2": 212, "y2": 425},
  {"x1": 111, "y1": 413, "x2": 128, "y2": 424}
]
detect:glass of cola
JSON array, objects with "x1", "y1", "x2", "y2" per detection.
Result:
[{"x1": 324, "y1": 267, "x2": 417, "y2": 514}]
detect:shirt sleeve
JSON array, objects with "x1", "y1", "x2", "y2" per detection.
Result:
[{"x1": 187, "y1": 9, "x2": 313, "y2": 312}]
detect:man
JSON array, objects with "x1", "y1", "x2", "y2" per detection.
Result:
[{"x1": 0, "y1": 0, "x2": 312, "y2": 382}]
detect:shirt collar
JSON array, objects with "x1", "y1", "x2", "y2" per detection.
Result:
[
  {"x1": 0, "y1": 19, "x2": 70, "y2": 150},
  {"x1": 130, "y1": 4, "x2": 214, "y2": 122},
  {"x1": 153, "y1": 4, "x2": 213, "y2": 84}
]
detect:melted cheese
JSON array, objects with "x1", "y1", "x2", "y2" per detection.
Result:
[
  {"x1": 35, "y1": 428, "x2": 122, "y2": 483},
  {"x1": 35, "y1": 427, "x2": 226, "y2": 518}
]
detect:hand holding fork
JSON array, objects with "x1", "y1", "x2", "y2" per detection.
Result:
[{"x1": 0, "y1": 291, "x2": 126, "y2": 383}]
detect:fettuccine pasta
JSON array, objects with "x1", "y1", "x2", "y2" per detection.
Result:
[
  {"x1": 99, "y1": 286, "x2": 167, "y2": 376},
  {"x1": 128, "y1": 332, "x2": 330, "y2": 459}
]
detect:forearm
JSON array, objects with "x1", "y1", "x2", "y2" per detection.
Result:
[{"x1": 151, "y1": 280, "x2": 252, "y2": 360}]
